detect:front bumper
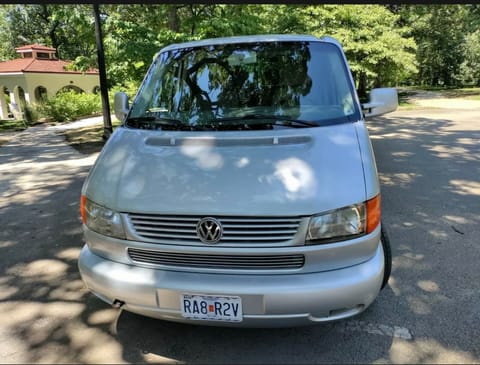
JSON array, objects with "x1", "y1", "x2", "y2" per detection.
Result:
[{"x1": 78, "y1": 243, "x2": 384, "y2": 327}]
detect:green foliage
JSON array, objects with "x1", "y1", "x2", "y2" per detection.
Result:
[
  {"x1": 3, "y1": 5, "x2": 96, "y2": 62},
  {"x1": 22, "y1": 103, "x2": 37, "y2": 124},
  {"x1": 396, "y1": 5, "x2": 473, "y2": 87},
  {"x1": 102, "y1": 5, "x2": 171, "y2": 84},
  {"x1": 299, "y1": 5, "x2": 417, "y2": 91},
  {"x1": 65, "y1": 55, "x2": 96, "y2": 72},
  {"x1": 187, "y1": 5, "x2": 266, "y2": 39},
  {"x1": 0, "y1": 119, "x2": 28, "y2": 132},
  {"x1": 109, "y1": 80, "x2": 140, "y2": 110},
  {"x1": 0, "y1": 6, "x2": 16, "y2": 61},
  {"x1": 1, "y1": 4, "x2": 479, "y2": 90},
  {"x1": 459, "y1": 30, "x2": 480, "y2": 86},
  {"x1": 37, "y1": 91, "x2": 101, "y2": 123}
]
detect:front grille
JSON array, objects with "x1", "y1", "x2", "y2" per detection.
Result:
[
  {"x1": 127, "y1": 248, "x2": 305, "y2": 270},
  {"x1": 127, "y1": 214, "x2": 302, "y2": 245}
]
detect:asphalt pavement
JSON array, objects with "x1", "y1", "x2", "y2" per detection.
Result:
[{"x1": 0, "y1": 102, "x2": 479, "y2": 363}]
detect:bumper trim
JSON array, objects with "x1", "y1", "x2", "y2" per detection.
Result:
[{"x1": 79, "y1": 244, "x2": 384, "y2": 327}]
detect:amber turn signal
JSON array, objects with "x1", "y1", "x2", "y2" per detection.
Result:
[
  {"x1": 366, "y1": 194, "x2": 381, "y2": 234},
  {"x1": 80, "y1": 195, "x2": 87, "y2": 224}
]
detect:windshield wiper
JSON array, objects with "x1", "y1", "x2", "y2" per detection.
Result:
[
  {"x1": 210, "y1": 114, "x2": 318, "y2": 128},
  {"x1": 125, "y1": 116, "x2": 187, "y2": 130},
  {"x1": 125, "y1": 114, "x2": 318, "y2": 131}
]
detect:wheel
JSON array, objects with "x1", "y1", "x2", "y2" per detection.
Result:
[{"x1": 380, "y1": 223, "x2": 392, "y2": 290}]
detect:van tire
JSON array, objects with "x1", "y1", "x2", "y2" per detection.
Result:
[{"x1": 381, "y1": 223, "x2": 392, "y2": 290}]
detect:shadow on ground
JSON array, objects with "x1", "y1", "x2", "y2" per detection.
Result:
[
  {"x1": 365, "y1": 110, "x2": 480, "y2": 362},
  {"x1": 0, "y1": 111, "x2": 479, "y2": 363}
]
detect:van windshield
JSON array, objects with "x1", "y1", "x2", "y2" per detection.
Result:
[{"x1": 127, "y1": 41, "x2": 361, "y2": 131}]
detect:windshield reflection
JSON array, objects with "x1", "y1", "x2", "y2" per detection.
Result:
[{"x1": 129, "y1": 41, "x2": 360, "y2": 129}]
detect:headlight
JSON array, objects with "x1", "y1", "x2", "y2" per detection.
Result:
[
  {"x1": 307, "y1": 204, "x2": 366, "y2": 243},
  {"x1": 307, "y1": 195, "x2": 381, "y2": 243},
  {"x1": 80, "y1": 196, "x2": 125, "y2": 239}
]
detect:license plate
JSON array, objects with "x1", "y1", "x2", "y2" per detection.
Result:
[{"x1": 180, "y1": 293, "x2": 243, "y2": 322}]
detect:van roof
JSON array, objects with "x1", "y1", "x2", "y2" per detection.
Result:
[{"x1": 159, "y1": 34, "x2": 323, "y2": 53}]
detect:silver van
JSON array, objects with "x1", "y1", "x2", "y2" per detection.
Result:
[{"x1": 78, "y1": 34, "x2": 397, "y2": 327}]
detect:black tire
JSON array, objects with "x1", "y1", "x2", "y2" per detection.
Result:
[{"x1": 380, "y1": 223, "x2": 392, "y2": 290}]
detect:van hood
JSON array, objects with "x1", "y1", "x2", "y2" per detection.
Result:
[{"x1": 84, "y1": 124, "x2": 366, "y2": 216}]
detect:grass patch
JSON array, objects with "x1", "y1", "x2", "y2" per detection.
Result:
[
  {"x1": 0, "y1": 119, "x2": 28, "y2": 132},
  {"x1": 397, "y1": 90, "x2": 418, "y2": 109},
  {"x1": 0, "y1": 119, "x2": 30, "y2": 146},
  {"x1": 405, "y1": 86, "x2": 480, "y2": 98},
  {"x1": 435, "y1": 87, "x2": 480, "y2": 98},
  {"x1": 395, "y1": 86, "x2": 480, "y2": 109},
  {"x1": 63, "y1": 119, "x2": 122, "y2": 154},
  {"x1": 398, "y1": 102, "x2": 418, "y2": 110},
  {"x1": 455, "y1": 88, "x2": 480, "y2": 100}
]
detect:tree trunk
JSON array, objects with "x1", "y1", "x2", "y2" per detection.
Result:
[
  {"x1": 41, "y1": 5, "x2": 60, "y2": 58},
  {"x1": 168, "y1": 6, "x2": 180, "y2": 33},
  {"x1": 358, "y1": 71, "x2": 368, "y2": 99}
]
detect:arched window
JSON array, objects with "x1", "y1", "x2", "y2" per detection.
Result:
[
  {"x1": 12, "y1": 86, "x2": 26, "y2": 119},
  {"x1": 3, "y1": 86, "x2": 10, "y2": 104},
  {"x1": 13, "y1": 86, "x2": 26, "y2": 109},
  {"x1": 57, "y1": 85, "x2": 85, "y2": 94},
  {"x1": 34, "y1": 86, "x2": 48, "y2": 103}
]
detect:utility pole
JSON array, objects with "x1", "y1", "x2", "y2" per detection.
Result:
[{"x1": 93, "y1": 3, "x2": 112, "y2": 140}]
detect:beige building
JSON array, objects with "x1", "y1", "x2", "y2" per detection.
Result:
[{"x1": 0, "y1": 44, "x2": 99, "y2": 119}]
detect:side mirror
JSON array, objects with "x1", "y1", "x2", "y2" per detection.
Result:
[
  {"x1": 114, "y1": 92, "x2": 129, "y2": 122},
  {"x1": 362, "y1": 88, "x2": 398, "y2": 118}
]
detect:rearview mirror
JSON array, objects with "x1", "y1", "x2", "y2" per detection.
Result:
[
  {"x1": 114, "y1": 92, "x2": 129, "y2": 122},
  {"x1": 362, "y1": 88, "x2": 398, "y2": 118}
]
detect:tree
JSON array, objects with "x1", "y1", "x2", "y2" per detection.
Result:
[
  {"x1": 2, "y1": 4, "x2": 478, "y2": 90},
  {"x1": 459, "y1": 30, "x2": 480, "y2": 86},
  {"x1": 101, "y1": 5, "x2": 173, "y2": 86},
  {"x1": 100, "y1": 4, "x2": 267, "y2": 86},
  {"x1": 194, "y1": 5, "x2": 267, "y2": 38},
  {"x1": 1, "y1": 5, "x2": 95, "y2": 62},
  {"x1": 396, "y1": 5, "x2": 470, "y2": 87},
  {"x1": 0, "y1": 6, "x2": 16, "y2": 61},
  {"x1": 265, "y1": 5, "x2": 417, "y2": 96}
]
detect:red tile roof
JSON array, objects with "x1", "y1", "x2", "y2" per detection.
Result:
[
  {"x1": 15, "y1": 44, "x2": 57, "y2": 52},
  {"x1": 0, "y1": 58, "x2": 98, "y2": 74},
  {"x1": 0, "y1": 58, "x2": 34, "y2": 72}
]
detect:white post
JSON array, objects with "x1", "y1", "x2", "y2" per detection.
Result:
[
  {"x1": 24, "y1": 92, "x2": 31, "y2": 104},
  {"x1": 9, "y1": 91, "x2": 22, "y2": 120},
  {"x1": 0, "y1": 88, "x2": 8, "y2": 119}
]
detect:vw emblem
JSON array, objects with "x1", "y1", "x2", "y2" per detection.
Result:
[{"x1": 196, "y1": 217, "x2": 223, "y2": 244}]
